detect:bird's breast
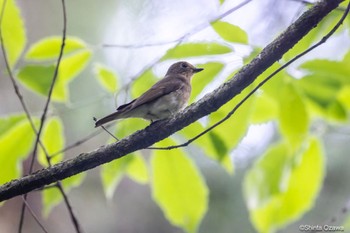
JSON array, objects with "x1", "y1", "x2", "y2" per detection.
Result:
[{"x1": 146, "y1": 86, "x2": 190, "y2": 120}]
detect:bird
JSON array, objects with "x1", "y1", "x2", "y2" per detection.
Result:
[{"x1": 94, "y1": 61, "x2": 203, "y2": 127}]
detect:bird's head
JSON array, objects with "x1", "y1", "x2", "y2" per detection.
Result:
[{"x1": 166, "y1": 61, "x2": 204, "y2": 79}]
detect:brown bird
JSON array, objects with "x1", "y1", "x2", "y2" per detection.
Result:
[{"x1": 95, "y1": 61, "x2": 203, "y2": 127}]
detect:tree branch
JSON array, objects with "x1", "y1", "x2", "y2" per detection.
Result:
[
  {"x1": 0, "y1": 0, "x2": 344, "y2": 202},
  {"x1": 149, "y1": 0, "x2": 350, "y2": 150}
]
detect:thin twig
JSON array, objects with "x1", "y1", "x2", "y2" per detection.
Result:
[
  {"x1": 42, "y1": 1, "x2": 81, "y2": 232},
  {"x1": 28, "y1": 0, "x2": 67, "y2": 172},
  {"x1": 21, "y1": 197, "x2": 49, "y2": 233},
  {"x1": 109, "y1": 0, "x2": 252, "y2": 117},
  {"x1": 56, "y1": 181, "x2": 83, "y2": 233},
  {"x1": 101, "y1": 125, "x2": 119, "y2": 141},
  {"x1": 0, "y1": 1, "x2": 52, "y2": 232},
  {"x1": 50, "y1": 129, "x2": 105, "y2": 158},
  {"x1": 10, "y1": 0, "x2": 82, "y2": 232},
  {"x1": 0, "y1": 0, "x2": 33, "y2": 124},
  {"x1": 18, "y1": 0, "x2": 68, "y2": 224},
  {"x1": 36, "y1": 1, "x2": 82, "y2": 232},
  {"x1": 99, "y1": 0, "x2": 252, "y2": 141},
  {"x1": 103, "y1": 0, "x2": 251, "y2": 48},
  {"x1": 93, "y1": 117, "x2": 119, "y2": 141},
  {"x1": 290, "y1": 0, "x2": 317, "y2": 5},
  {"x1": 148, "y1": 0, "x2": 350, "y2": 151},
  {"x1": 0, "y1": 0, "x2": 343, "y2": 202},
  {"x1": 0, "y1": 0, "x2": 49, "y2": 154}
]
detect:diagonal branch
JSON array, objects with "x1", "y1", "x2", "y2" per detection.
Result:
[
  {"x1": 148, "y1": 0, "x2": 350, "y2": 150},
  {"x1": 0, "y1": 0, "x2": 344, "y2": 202},
  {"x1": 28, "y1": 0, "x2": 67, "y2": 174}
]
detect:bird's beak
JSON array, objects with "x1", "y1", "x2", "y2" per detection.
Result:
[{"x1": 193, "y1": 67, "x2": 204, "y2": 73}]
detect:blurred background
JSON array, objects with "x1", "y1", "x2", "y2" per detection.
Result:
[{"x1": 0, "y1": 0, "x2": 350, "y2": 232}]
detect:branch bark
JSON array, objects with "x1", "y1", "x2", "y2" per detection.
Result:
[{"x1": 0, "y1": 0, "x2": 344, "y2": 202}]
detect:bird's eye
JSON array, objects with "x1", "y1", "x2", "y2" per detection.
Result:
[{"x1": 181, "y1": 63, "x2": 188, "y2": 68}]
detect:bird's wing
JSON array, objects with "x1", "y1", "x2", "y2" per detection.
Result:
[
  {"x1": 129, "y1": 75, "x2": 186, "y2": 109},
  {"x1": 117, "y1": 99, "x2": 136, "y2": 111}
]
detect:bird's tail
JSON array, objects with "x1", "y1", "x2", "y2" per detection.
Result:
[{"x1": 94, "y1": 111, "x2": 124, "y2": 127}]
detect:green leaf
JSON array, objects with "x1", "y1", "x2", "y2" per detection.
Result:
[
  {"x1": 25, "y1": 36, "x2": 87, "y2": 61},
  {"x1": 115, "y1": 118, "x2": 149, "y2": 138},
  {"x1": 161, "y1": 43, "x2": 231, "y2": 60},
  {"x1": 0, "y1": 0, "x2": 26, "y2": 68},
  {"x1": 101, "y1": 150, "x2": 148, "y2": 200},
  {"x1": 284, "y1": 14, "x2": 339, "y2": 60},
  {"x1": 151, "y1": 138, "x2": 208, "y2": 233},
  {"x1": 243, "y1": 138, "x2": 324, "y2": 233},
  {"x1": 208, "y1": 131, "x2": 228, "y2": 159},
  {"x1": 0, "y1": 114, "x2": 27, "y2": 136},
  {"x1": 180, "y1": 122, "x2": 234, "y2": 174},
  {"x1": 209, "y1": 87, "x2": 255, "y2": 153},
  {"x1": 101, "y1": 155, "x2": 133, "y2": 199},
  {"x1": 131, "y1": 68, "x2": 158, "y2": 98},
  {"x1": 326, "y1": 100, "x2": 347, "y2": 122},
  {"x1": 100, "y1": 111, "x2": 149, "y2": 197},
  {"x1": 38, "y1": 117, "x2": 64, "y2": 167},
  {"x1": 298, "y1": 75, "x2": 341, "y2": 107},
  {"x1": 17, "y1": 65, "x2": 55, "y2": 95},
  {"x1": 190, "y1": 62, "x2": 224, "y2": 102},
  {"x1": 244, "y1": 143, "x2": 290, "y2": 209},
  {"x1": 211, "y1": 21, "x2": 248, "y2": 44},
  {"x1": 126, "y1": 154, "x2": 149, "y2": 184},
  {"x1": 300, "y1": 59, "x2": 350, "y2": 85},
  {"x1": 94, "y1": 63, "x2": 119, "y2": 93},
  {"x1": 298, "y1": 59, "x2": 350, "y2": 121},
  {"x1": 101, "y1": 119, "x2": 149, "y2": 198},
  {"x1": 59, "y1": 49, "x2": 92, "y2": 82},
  {"x1": 259, "y1": 63, "x2": 286, "y2": 100},
  {"x1": 16, "y1": 65, "x2": 67, "y2": 102},
  {"x1": 43, "y1": 173, "x2": 86, "y2": 216},
  {"x1": 180, "y1": 122, "x2": 216, "y2": 158},
  {"x1": 37, "y1": 117, "x2": 81, "y2": 217},
  {"x1": 297, "y1": 74, "x2": 349, "y2": 121},
  {"x1": 338, "y1": 86, "x2": 350, "y2": 110},
  {"x1": 343, "y1": 50, "x2": 350, "y2": 64},
  {"x1": 251, "y1": 92, "x2": 278, "y2": 123},
  {"x1": 0, "y1": 115, "x2": 38, "y2": 185},
  {"x1": 17, "y1": 49, "x2": 91, "y2": 102},
  {"x1": 278, "y1": 83, "x2": 309, "y2": 151}
]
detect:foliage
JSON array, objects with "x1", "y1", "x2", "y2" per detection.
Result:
[
  {"x1": 0, "y1": 0, "x2": 26, "y2": 68},
  {"x1": 17, "y1": 37, "x2": 92, "y2": 102},
  {"x1": 152, "y1": 138, "x2": 208, "y2": 233},
  {"x1": 244, "y1": 138, "x2": 324, "y2": 233},
  {"x1": 0, "y1": 0, "x2": 349, "y2": 233}
]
